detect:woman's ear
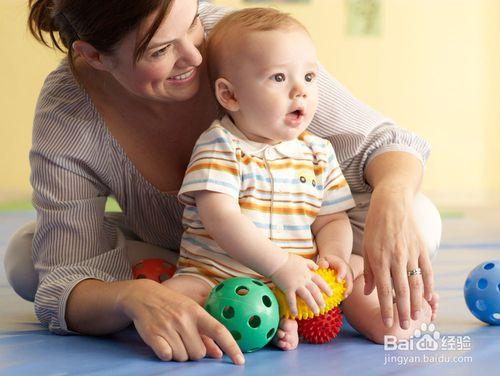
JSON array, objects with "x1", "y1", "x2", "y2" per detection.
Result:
[
  {"x1": 72, "y1": 41, "x2": 115, "y2": 72},
  {"x1": 214, "y1": 78, "x2": 240, "y2": 112}
]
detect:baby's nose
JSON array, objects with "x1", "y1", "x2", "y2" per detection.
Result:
[{"x1": 290, "y1": 85, "x2": 306, "y2": 99}]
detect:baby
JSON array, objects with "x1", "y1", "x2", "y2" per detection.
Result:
[{"x1": 165, "y1": 7, "x2": 356, "y2": 351}]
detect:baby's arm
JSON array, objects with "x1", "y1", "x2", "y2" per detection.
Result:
[
  {"x1": 312, "y1": 211, "x2": 354, "y2": 297},
  {"x1": 194, "y1": 190, "x2": 331, "y2": 315}
]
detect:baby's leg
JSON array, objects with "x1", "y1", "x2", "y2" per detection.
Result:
[
  {"x1": 272, "y1": 318, "x2": 299, "y2": 351},
  {"x1": 166, "y1": 276, "x2": 299, "y2": 350},
  {"x1": 342, "y1": 254, "x2": 437, "y2": 344},
  {"x1": 162, "y1": 275, "x2": 213, "y2": 306}
]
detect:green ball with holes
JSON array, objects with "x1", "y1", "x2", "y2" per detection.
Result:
[{"x1": 204, "y1": 277, "x2": 280, "y2": 353}]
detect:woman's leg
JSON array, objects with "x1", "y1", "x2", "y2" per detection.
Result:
[
  {"x1": 342, "y1": 192, "x2": 442, "y2": 343},
  {"x1": 3, "y1": 213, "x2": 180, "y2": 303},
  {"x1": 3, "y1": 221, "x2": 39, "y2": 302}
]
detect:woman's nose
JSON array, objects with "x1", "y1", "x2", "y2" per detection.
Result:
[{"x1": 175, "y1": 38, "x2": 203, "y2": 68}]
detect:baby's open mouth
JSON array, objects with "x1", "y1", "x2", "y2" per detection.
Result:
[{"x1": 285, "y1": 108, "x2": 305, "y2": 126}]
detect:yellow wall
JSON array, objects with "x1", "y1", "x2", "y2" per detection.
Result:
[
  {"x1": 1, "y1": 0, "x2": 63, "y2": 202},
  {"x1": 1, "y1": 0, "x2": 499, "y2": 207}
]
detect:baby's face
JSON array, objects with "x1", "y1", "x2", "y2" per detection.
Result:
[{"x1": 225, "y1": 28, "x2": 319, "y2": 144}]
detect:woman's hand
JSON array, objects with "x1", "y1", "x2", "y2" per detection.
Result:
[
  {"x1": 270, "y1": 254, "x2": 332, "y2": 315},
  {"x1": 116, "y1": 279, "x2": 245, "y2": 365},
  {"x1": 317, "y1": 255, "x2": 354, "y2": 298},
  {"x1": 362, "y1": 186, "x2": 434, "y2": 330}
]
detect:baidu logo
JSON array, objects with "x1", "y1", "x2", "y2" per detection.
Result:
[
  {"x1": 412, "y1": 323, "x2": 440, "y2": 351},
  {"x1": 383, "y1": 324, "x2": 473, "y2": 365},
  {"x1": 384, "y1": 323, "x2": 440, "y2": 351},
  {"x1": 384, "y1": 323, "x2": 471, "y2": 352}
]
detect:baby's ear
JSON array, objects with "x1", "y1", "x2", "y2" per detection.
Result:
[{"x1": 214, "y1": 78, "x2": 239, "y2": 112}]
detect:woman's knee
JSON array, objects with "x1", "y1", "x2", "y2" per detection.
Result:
[
  {"x1": 349, "y1": 192, "x2": 442, "y2": 261},
  {"x1": 3, "y1": 222, "x2": 38, "y2": 302},
  {"x1": 413, "y1": 193, "x2": 442, "y2": 261}
]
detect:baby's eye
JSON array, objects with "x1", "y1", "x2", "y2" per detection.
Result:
[
  {"x1": 305, "y1": 72, "x2": 315, "y2": 82},
  {"x1": 272, "y1": 73, "x2": 286, "y2": 82}
]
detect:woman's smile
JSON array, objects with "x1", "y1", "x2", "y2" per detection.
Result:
[{"x1": 167, "y1": 67, "x2": 198, "y2": 85}]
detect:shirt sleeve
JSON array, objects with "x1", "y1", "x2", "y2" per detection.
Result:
[
  {"x1": 318, "y1": 141, "x2": 356, "y2": 216},
  {"x1": 178, "y1": 125, "x2": 241, "y2": 206},
  {"x1": 308, "y1": 64, "x2": 431, "y2": 193},
  {"x1": 30, "y1": 65, "x2": 132, "y2": 335},
  {"x1": 198, "y1": 1, "x2": 234, "y2": 33}
]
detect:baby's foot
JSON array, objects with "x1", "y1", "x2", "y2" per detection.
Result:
[
  {"x1": 426, "y1": 292, "x2": 439, "y2": 321},
  {"x1": 272, "y1": 319, "x2": 298, "y2": 351}
]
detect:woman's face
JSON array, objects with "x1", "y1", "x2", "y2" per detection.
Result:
[{"x1": 106, "y1": 0, "x2": 205, "y2": 103}]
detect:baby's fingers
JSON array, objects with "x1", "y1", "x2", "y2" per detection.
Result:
[
  {"x1": 297, "y1": 286, "x2": 320, "y2": 315},
  {"x1": 344, "y1": 270, "x2": 354, "y2": 298},
  {"x1": 329, "y1": 260, "x2": 347, "y2": 282},
  {"x1": 311, "y1": 273, "x2": 332, "y2": 296},
  {"x1": 307, "y1": 281, "x2": 326, "y2": 310},
  {"x1": 286, "y1": 290, "x2": 298, "y2": 316},
  {"x1": 306, "y1": 259, "x2": 319, "y2": 271},
  {"x1": 316, "y1": 257, "x2": 329, "y2": 269}
]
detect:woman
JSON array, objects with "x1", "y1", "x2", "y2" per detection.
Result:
[{"x1": 4, "y1": 0, "x2": 441, "y2": 364}]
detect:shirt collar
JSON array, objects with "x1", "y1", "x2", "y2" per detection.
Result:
[{"x1": 218, "y1": 115, "x2": 304, "y2": 158}]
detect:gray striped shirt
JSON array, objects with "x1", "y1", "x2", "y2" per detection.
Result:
[{"x1": 30, "y1": 2, "x2": 430, "y2": 334}]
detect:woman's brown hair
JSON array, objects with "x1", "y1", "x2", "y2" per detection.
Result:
[{"x1": 28, "y1": 0, "x2": 173, "y2": 71}]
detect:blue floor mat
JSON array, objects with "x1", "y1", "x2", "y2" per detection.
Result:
[{"x1": 0, "y1": 210, "x2": 498, "y2": 375}]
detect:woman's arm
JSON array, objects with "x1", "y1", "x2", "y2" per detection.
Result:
[
  {"x1": 365, "y1": 150, "x2": 423, "y2": 195},
  {"x1": 30, "y1": 69, "x2": 131, "y2": 334},
  {"x1": 65, "y1": 279, "x2": 132, "y2": 334},
  {"x1": 308, "y1": 64, "x2": 431, "y2": 194},
  {"x1": 65, "y1": 278, "x2": 244, "y2": 364},
  {"x1": 362, "y1": 151, "x2": 433, "y2": 330}
]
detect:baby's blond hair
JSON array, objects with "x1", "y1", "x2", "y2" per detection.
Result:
[{"x1": 206, "y1": 7, "x2": 309, "y2": 93}]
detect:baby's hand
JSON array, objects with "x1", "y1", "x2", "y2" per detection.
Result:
[
  {"x1": 270, "y1": 254, "x2": 332, "y2": 316},
  {"x1": 317, "y1": 255, "x2": 353, "y2": 299}
]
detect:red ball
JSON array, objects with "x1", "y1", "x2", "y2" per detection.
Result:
[
  {"x1": 131, "y1": 258, "x2": 176, "y2": 283},
  {"x1": 297, "y1": 307, "x2": 343, "y2": 344}
]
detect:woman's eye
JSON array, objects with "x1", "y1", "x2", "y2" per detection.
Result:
[
  {"x1": 152, "y1": 45, "x2": 171, "y2": 58},
  {"x1": 273, "y1": 73, "x2": 286, "y2": 82},
  {"x1": 305, "y1": 72, "x2": 315, "y2": 82},
  {"x1": 189, "y1": 16, "x2": 200, "y2": 31}
]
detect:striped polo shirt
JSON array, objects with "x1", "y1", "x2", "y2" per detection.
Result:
[{"x1": 176, "y1": 116, "x2": 356, "y2": 285}]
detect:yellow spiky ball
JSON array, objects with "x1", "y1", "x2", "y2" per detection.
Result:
[{"x1": 272, "y1": 268, "x2": 346, "y2": 320}]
